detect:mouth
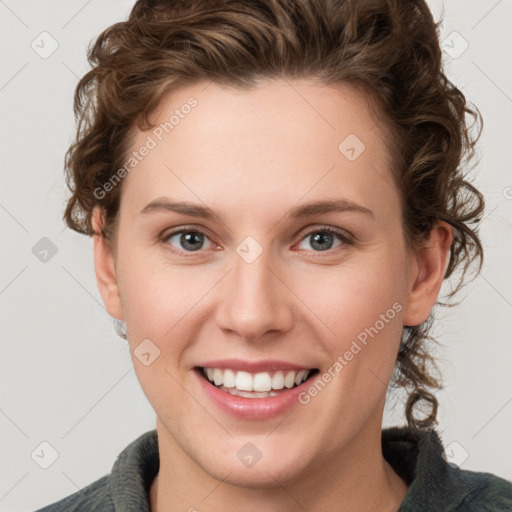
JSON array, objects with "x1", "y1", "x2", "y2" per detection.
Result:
[{"x1": 194, "y1": 366, "x2": 320, "y2": 399}]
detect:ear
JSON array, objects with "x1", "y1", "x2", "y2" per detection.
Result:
[
  {"x1": 402, "y1": 221, "x2": 453, "y2": 326},
  {"x1": 91, "y1": 207, "x2": 124, "y2": 320}
]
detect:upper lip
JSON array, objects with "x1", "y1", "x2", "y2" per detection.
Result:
[{"x1": 194, "y1": 358, "x2": 316, "y2": 373}]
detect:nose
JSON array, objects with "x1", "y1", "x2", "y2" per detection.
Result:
[{"x1": 215, "y1": 250, "x2": 295, "y2": 342}]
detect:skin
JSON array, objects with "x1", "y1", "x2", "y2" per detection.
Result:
[{"x1": 92, "y1": 79, "x2": 452, "y2": 512}]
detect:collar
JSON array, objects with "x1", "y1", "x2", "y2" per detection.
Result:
[{"x1": 107, "y1": 426, "x2": 467, "y2": 510}]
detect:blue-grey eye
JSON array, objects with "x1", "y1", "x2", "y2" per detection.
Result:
[
  {"x1": 165, "y1": 230, "x2": 213, "y2": 252},
  {"x1": 297, "y1": 229, "x2": 345, "y2": 252}
]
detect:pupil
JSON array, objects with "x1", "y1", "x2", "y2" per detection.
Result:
[
  {"x1": 311, "y1": 232, "x2": 333, "y2": 251},
  {"x1": 181, "y1": 232, "x2": 203, "y2": 251}
]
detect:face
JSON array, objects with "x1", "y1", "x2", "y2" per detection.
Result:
[{"x1": 94, "y1": 78, "x2": 445, "y2": 488}]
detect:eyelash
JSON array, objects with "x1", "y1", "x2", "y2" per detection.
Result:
[{"x1": 160, "y1": 225, "x2": 353, "y2": 257}]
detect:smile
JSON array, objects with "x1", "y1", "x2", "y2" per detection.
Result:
[
  {"x1": 200, "y1": 367, "x2": 315, "y2": 397},
  {"x1": 193, "y1": 362, "x2": 320, "y2": 418}
]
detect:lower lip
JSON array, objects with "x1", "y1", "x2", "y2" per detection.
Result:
[{"x1": 194, "y1": 369, "x2": 317, "y2": 419}]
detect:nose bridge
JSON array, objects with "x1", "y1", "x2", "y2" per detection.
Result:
[{"x1": 215, "y1": 241, "x2": 293, "y2": 340}]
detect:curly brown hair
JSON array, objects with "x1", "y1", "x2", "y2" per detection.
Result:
[{"x1": 63, "y1": 0, "x2": 484, "y2": 430}]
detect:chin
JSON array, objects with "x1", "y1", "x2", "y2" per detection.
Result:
[{"x1": 196, "y1": 439, "x2": 314, "y2": 489}]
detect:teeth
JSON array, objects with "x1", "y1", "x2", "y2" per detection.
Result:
[
  {"x1": 295, "y1": 370, "x2": 307, "y2": 386},
  {"x1": 223, "y1": 369, "x2": 236, "y2": 388},
  {"x1": 222, "y1": 386, "x2": 280, "y2": 398},
  {"x1": 272, "y1": 371, "x2": 285, "y2": 389},
  {"x1": 213, "y1": 368, "x2": 223, "y2": 386},
  {"x1": 284, "y1": 371, "x2": 296, "y2": 388},
  {"x1": 253, "y1": 372, "x2": 272, "y2": 392},
  {"x1": 202, "y1": 367, "x2": 312, "y2": 392},
  {"x1": 235, "y1": 371, "x2": 253, "y2": 391}
]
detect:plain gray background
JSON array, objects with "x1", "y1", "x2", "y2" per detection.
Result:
[{"x1": 1, "y1": 1, "x2": 511, "y2": 510}]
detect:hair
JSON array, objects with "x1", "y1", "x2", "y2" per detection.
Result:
[{"x1": 63, "y1": 0, "x2": 484, "y2": 431}]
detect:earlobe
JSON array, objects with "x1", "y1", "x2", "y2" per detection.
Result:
[
  {"x1": 402, "y1": 221, "x2": 453, "y2": 326},
  {"x1": 91, "y1": 207, "x2": 124, "y2": 320}
]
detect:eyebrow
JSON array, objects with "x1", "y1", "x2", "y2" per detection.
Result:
[{"x1": 139, "y1": 197, "x2": 373, "y2": 220}]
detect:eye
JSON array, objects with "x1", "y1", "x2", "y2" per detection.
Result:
[
  {"x1": 161, "y1": 225, "x2": 352, "y2": 256},
  {"x1": 296, "y1": 226, "x2": 350, "y2": 253},
  {"x1": 163, "y1": 228, "x2": 214, "y2": 254}
]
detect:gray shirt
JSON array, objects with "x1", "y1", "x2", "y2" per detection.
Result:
[{"x1": 35, "y1": 426, "x2": 512, "y2": 511}]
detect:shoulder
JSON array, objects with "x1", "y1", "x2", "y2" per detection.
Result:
[
  {"x1": 454, "y1": 469, "x2": 512, "y2": 511},
  {"x1": 382, "y1": 426, "x2": 512, "y2": 511},
  {"x1": 33, "y1": 475, "x2": 113, "y2": 511},
  {"x1": 33, "y1": 429, "x2": 158, "y2": 511}
]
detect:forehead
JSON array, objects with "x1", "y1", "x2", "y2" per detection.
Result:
[{"x1": 120, "y1": 79, "x2": 398, "y2": 221}]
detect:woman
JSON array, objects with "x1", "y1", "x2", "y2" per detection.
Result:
[{"x1": 36, "y1": 0, "x2": 512, "y2": 510}]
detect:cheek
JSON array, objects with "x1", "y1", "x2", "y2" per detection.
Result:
[
  {"x1": 116, "y1": 231, "x2": 408, "y2": 360},
  {"x1": 116, "y1": 254, "x2": 206, "y2": 414},
  {"x1": 300, "y1": 252, "x2": 406, "y2": 347},
  {"x1": 116, "y1": 247, "x2": 217, "y2": 349}
]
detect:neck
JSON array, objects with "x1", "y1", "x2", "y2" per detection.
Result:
[{"x1": 150, "y1": 415, "x2": 408, "y2": 512}]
